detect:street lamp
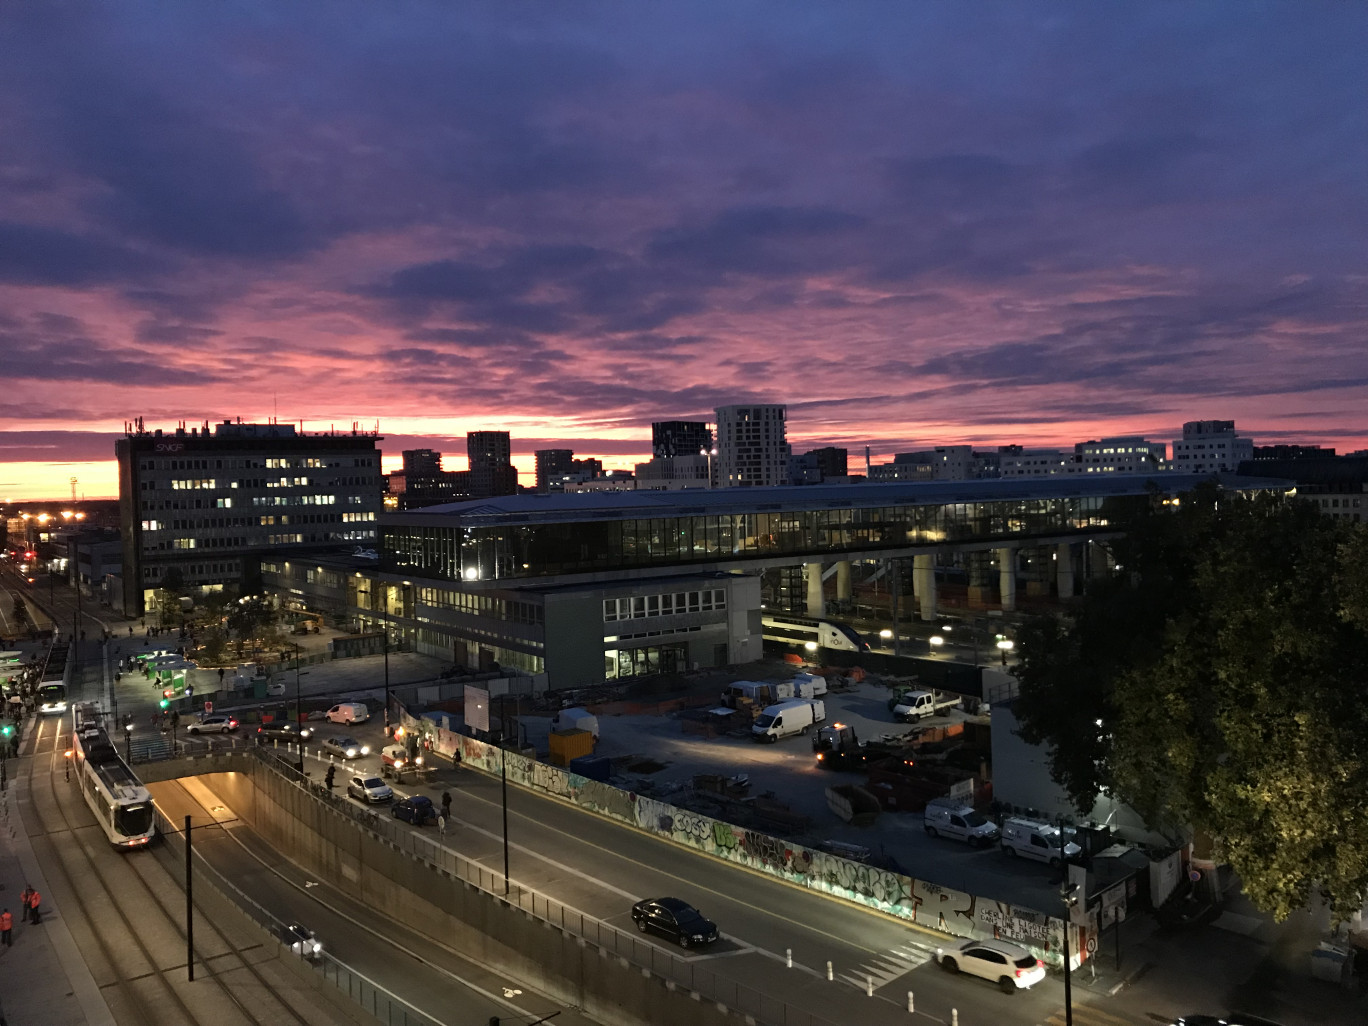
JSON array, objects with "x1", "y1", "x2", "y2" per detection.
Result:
[
  {"x1": 1060, "y1": 878, "x2": 1079, "y2": 1026},
  {"x1": 294, "y1": 642, "x2": 305, "y2": 771},
  {"x1": 996, "y1": 638, "x2": 1014, "y2": 666},
  {"x1": 124, "y1": 721, "x2": 133, "y2": 762},
  {"x1": 928, "y1": 635, "x2": 945, "y2": 654}
]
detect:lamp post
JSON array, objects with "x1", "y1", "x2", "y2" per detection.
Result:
[
  {"x1": 294, "y1": 642, "x2": 305, "y2": 771},
  {"x1": 124, "y1": 721, "x2": 133, "y2": 762},
  {"x1": 383, "y1": 626, "x2": 390, "y2": 730},
  {"x1": 996, "y1": 637, "x2": 1014, "y2": 666},
  {"x1": 500, "y1": 693, "x2": 511, "y2": 896},
  {"x1": 1060, "y1": 876, "x2": 1079, "y2": 1026}
]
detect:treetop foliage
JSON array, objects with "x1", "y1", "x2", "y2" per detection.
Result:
[{"x1": 1013, "y1": 483, "x2": 1368, "y2": 921}]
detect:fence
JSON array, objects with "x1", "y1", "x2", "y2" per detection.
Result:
[{"x1": 154, "y1": 800, "x2": 441, "y2": 1026}]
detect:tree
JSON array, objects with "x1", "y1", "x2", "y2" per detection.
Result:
[
  {"x1": 1013, "y1": 483, "x2": 1368, "y2": 921},
  {"x1": 154, "y1": 567, "x2": 186, "y2": 628}
]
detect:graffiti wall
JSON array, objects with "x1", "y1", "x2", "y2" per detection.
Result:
[{"x1": 409, "y1": 714, "x2": 1075, "y2": 965}]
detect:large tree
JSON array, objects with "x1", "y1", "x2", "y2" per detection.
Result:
[{"x1": 1013, "y1": 483, "x2": 1368, "y2": 921}]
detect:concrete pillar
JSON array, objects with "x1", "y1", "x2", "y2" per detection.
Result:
[
  {"x1": 913, "y1": 553, "x2": 937, "y2": 621},
  {"x1": 996, "y1": 546, "x2": 1017, "y2": 612},
  {"x1": 835, "y1": 560, "x2": 852, "y2": 603},
  {"x1": 1087, "y1": 540, "x2": 1110, "y2": 578},
  {"x1": 806, "y1": 561, "x2": 825, "y2": 617},
  {"x1": 1057, "y1": 542, "x2": 1076, "y2": 599}
]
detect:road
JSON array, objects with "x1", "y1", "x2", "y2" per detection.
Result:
[{"x1": 174, "y1": 721, "x2": 1157, "y2": 1026}]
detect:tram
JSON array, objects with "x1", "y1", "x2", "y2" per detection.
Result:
[
  {"x1": 761, "y1": 614, "x2": 869, "y2": 653},
  {"x1": 70, "y1": 703, "x2": 156, "y2": 848},
  {"x1": 38, "y1": 637, "x2": 70, "y2": 715}
]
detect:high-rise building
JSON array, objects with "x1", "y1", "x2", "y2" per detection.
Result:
[
  {"x1": 402, "y1": 449, "x2": 442, "y2": 475},
  {"x1": 1171, "y1": 420, "x2": 1253, "y2": 474},
  {"x1": 535, "y1": 449, "x2": 576, "y2": 492},
  {"x1": 467, "y1": 430, "x2": 518, "y2": 498},
  {"x1": 652, "y1": 421, "x2": 713, "y2": 459},
  {"x1": 115, "y1": 418, "x2": 383, "y2": 617},
  {"x1": 715, "y1": 405, "x2": 788, "y2": 488}
]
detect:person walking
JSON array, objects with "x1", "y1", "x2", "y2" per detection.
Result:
[
  {"x1": 1, "y1": 908, "x2": 12, "y2": 946},
  {"x1": 437, "y1": 814, "x2": 446, "y2": 839},
  {"x1": 440, "y1": 790, "x2": 452, "y2": 821},
  {"x1": 27, "y1": 889, "x2": 40, "y2": 925},
  {"x1": 18, "y1": 887, "x2": 31, "y2": 920}
]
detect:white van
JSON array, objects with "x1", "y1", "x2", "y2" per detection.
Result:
[
  {"x1": 999, "y1": 817, "x2": 1082, "y2": 865},
  {"x1": 751, "y1": 699, "x2": 826, "y2": 743},
  {"x1": 325, "y1": 702, "x2": 369, "y2": 725},
  {"x1": 924, "y1": 799, "x2": 1000, "y2": 847}
]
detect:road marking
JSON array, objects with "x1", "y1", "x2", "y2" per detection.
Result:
[
  {"x1": 1042, "y1": 1006, "x2": 1145, "y2": 1026},
  {"x1": 837, "y1": 940, "x2": 937, "y2": 990}
]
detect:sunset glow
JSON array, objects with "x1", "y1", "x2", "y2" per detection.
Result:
[{"x1": 3, "y1": 5, "x2": 1366, "y2": 501}]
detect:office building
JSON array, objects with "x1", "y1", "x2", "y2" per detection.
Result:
[
  {"x1": 1171, "y1": 421, "x2": 1254, "y2": 474},
  {"x1": 636, "y1": 454, "x2": 712, "y2": 490},
  {"x1": 652, "y1": 421, "x2": 713, "y2": 459},
  {"x1": 535, "y1": 450, "x2": 576, "y2": 492},
  {"x1": 467, "y1": 431, "x2": 519, "y2": 498},
  {"x1": 1073, "y1": 438, "x2": 1168, "y2": 474},
  {"x1": 115, "y1": 418, "x2": 383, "y2": 616},
  {"x1": 403, "y1": 449, "x2": 442, "y2": 475},
  {"x1": 386, "y1": 450, "x2": 470, "y2": 510},
  {"x1": 715, "y1": 405, "x2": 789, "y2": 488}
]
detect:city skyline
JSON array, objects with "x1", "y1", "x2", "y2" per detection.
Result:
[{"x1": 3, "y1": 4, "x2": 1367, "y2": 500}]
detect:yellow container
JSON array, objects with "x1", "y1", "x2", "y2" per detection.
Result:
[{"x1": 548, "y1": 728, "x2": 595, "y2": 767}]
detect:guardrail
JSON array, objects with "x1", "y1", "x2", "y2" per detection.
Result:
[{"x1": 158, "y1": 744, "x2": 841, "y2": 1026}]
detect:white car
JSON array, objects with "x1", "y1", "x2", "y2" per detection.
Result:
[
  {"x1": 936, "y1": 938, "x2": 1046, "y2": 993},
  {"x1": 324, "y1": 736, "x2": 369, "y2": 760},
  {"x1": 348, "y1": 775, "x2": 393, "y2": 803},
  {"x1": 186, "y1": 714, "x2": 238, "y2": 735},
  {"x1": 282, "y1": 923, "x2": 322, "y2": 960}
]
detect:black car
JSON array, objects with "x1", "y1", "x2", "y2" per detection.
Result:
[
  {"x1": 391, "y1": 795, "x2": 437, "y2": 825},
  {"x1": 257, "y1": 720, "x2": 312, "y2": 741},
  {"x1": 630, "y1": 897, "x2": 718, "y2": 948},
  {"x1": 1172, "y1": 1018, "x2": 1288, "y2": 1026}
]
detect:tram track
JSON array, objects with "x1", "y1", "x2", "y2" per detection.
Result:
[{"x1": 20, "y1": 713, "x2": 323, "y2": 1026}]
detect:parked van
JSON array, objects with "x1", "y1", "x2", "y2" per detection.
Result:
[
  {"x1": 1000, "y1": 818, "x2": 1083, "y2": 865},
  {"x1": 751, "y1": 699, "x2": 826, "y2": 743},
  {"x1": 325, "y1": 702, "x2": 369, "y2": 725},
  {"x1": 924, "y1": 799, "x2": 1000, "y2": 847}
]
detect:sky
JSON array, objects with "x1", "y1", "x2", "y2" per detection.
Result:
[{"x1": 2, "y1": 3, "x2": 1366, "y2": 501}]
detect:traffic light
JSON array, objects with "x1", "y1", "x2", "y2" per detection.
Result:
[
  {"x1": 159, "y1": 698, "x2": 170, "y2": 710},
  {"x1": 1, "y1": 724, "x2": 12, "y2": 738}
]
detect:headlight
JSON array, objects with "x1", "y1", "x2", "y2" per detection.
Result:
[{"x1": 360, "y1": 745, "x2": 370, "y2": 755}]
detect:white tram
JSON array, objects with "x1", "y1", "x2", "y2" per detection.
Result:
[{"x1": 71, "y1": 703, "x2": 156, "y2": 848}]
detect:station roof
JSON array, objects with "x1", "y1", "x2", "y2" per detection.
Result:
[{"x1": 387, "y1": 472, "x2": 1292, "y2": 528}]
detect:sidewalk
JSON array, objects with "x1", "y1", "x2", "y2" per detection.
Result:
[{"x1": 0, "y1": 723, "x2": 113, "y2": 1026}]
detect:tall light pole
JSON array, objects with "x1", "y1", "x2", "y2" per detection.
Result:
[
  {"x1": 500, "y1": 693, "x2": 510, "y2": 896},
  {"x1": 382, "y1": 625, "x2": 390, "y2": 730},
  {"x1": 294, "y1": 642, "x2": 306, "y2": 771},
  {"x1": 1059, "y1": 819, "x2": 1079, "y2": 1026}
]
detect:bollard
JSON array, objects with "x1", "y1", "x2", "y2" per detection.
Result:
[
  {"x1": 907, "y1": 991, "x2": 914, "y2": 1014},
  {"x1": 952, "y1": 1010, "x2": 958, "y2": 1026},
  {"x1": 866, "y1": 974, "x2": 873, "y2": 997},
  {"x1": 826, "y1": 960, "x2": 833, "y2": 981},
  {"x1": 786, "y1": 948, "x2": 792, "y2": 969}
]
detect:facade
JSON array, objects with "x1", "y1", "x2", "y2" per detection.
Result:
[
  {"x1": 386, "y1": 449, "x2": 470, "y2": 510},
  {"x1": 893, "y1": 445, "x2": 976, "y2": 481},
  {"x1": 715, "y1": 404, "x2": 789, "y2": 488},
  {"x1": 635, "y1": 454, "x2": 712, "y2": 490},
  {"x1": 1171, "y1": 420, "x2": 1254, "y2": 474},
  {"x1": 115, "y1": 419, "x2": 382, "y2": 615},
  {"x1": 652, "y1": 420, "x2": 712, "y2": 459},
  {"x1": 998, "y1": 449, "x2": 1074, "y2": 477},
  {"x1": 1238, "y1": 455, "x2": 1368, "y2": 524},
  {"x1": 467, "y1": 431, "x2": 519, "y2": 498},
  {"x1": 403, "y1": 449, "x2": 442, "y2": 475},
  {"x1": 265, "y1": 472, "x2": 1289, "y2": 693},
  {"x1": 1074, "y1": 438, "x2": 1168, "y2": 474},
  {"x1": 535, "y1": 449, "x2": 576, "y2": 492}
]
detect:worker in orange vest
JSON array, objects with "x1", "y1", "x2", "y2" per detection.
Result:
[
  {"x1": 0, "y1": 908, "x2": 12, "y2": 946},
  {"x1": 26, "y1": 889, "x2": 39, "y2": 925}
]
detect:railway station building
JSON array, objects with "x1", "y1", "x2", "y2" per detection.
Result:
[{"x1": 262, "y1": 473, "x2": 1289, "y2": 692}]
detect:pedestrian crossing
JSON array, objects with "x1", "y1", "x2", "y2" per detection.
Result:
[
  {"x1": 837, "y1": 940, "x2": 938, "y2": 990},
  {"x1": 1039, "y1": 1004, "x2": 1149, "y2": 1026}
]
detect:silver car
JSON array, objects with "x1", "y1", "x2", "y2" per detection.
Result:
[
  {"x1": 348, "y1": 775, "x2": 393, "y2": 803},
  {"x1": 324, "y1": 736, "x2": 370, "y2": 760}
]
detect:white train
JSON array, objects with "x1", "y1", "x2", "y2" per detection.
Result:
[
  {"x1": 761, "y1": 614, "x2": 869, "y2": 653},
  {"x1": 71, "y1": 703, "x2": 156, "y2": 849}
]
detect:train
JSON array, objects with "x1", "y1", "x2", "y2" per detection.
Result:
[
  {"x1": 760, "y1": 614, "x2": 869, "y2": 653},
  {"x1": 38, "y1": 637, "x2": 71, "y2": 715},
  {"x1": 71, "y1": 703, "x2": 156, "y2": 849}
]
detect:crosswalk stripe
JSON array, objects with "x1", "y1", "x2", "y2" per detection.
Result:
[{"x1": 838, "y1": 942, "x2": 936, "y2": 990}]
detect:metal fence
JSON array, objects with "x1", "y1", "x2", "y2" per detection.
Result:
[
  {"x1": 149, "y1": 743, "x2": 844, "y2": 1026},
  {"x1": 154, "y1": 804, "x2": 441, "y2": 1026}
]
